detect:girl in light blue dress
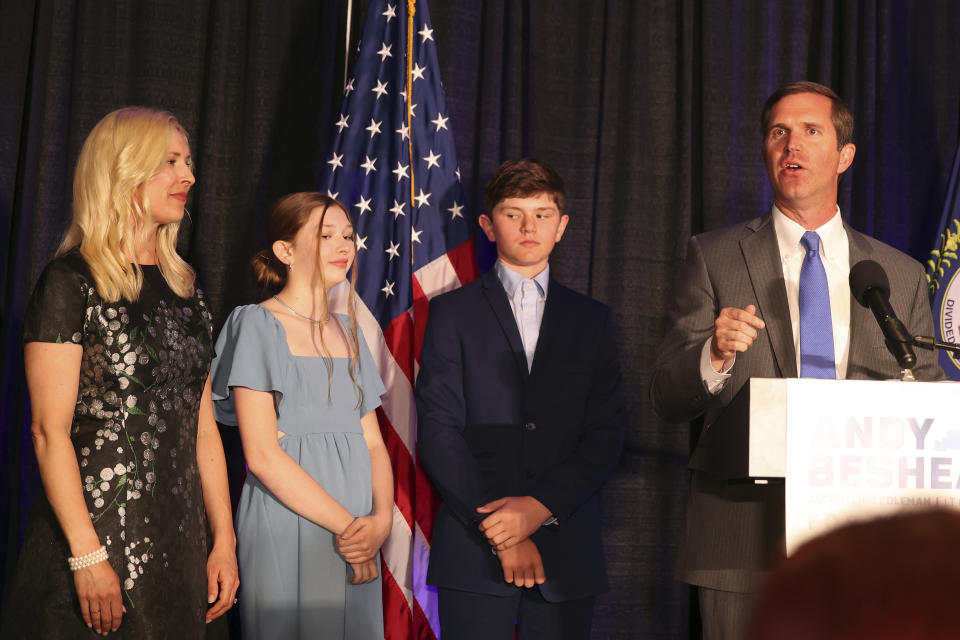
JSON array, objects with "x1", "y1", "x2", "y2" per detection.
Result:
[{"x1": 211, "y1": 193, "x2": 393, "y2": 639}]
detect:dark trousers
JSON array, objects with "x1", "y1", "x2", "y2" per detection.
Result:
[
  {"x1": 437, "y1": 586, "x2": 595, "y2": 640},
  {"x1": 698, "y1": 587, "x2": 754, "y2": 640}
]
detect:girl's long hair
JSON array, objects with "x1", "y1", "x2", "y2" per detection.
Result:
[{"x1": 252, "y1": 192, "x2": 363, "y2": 406}]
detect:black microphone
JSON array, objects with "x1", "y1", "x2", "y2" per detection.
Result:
[{"x1": 849, "y1": 260, "x2": 917, "y2": 369}]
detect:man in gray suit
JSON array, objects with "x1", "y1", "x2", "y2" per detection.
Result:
[{"x1": 650, "y1": 81, "x2": 944, "y2": 639}]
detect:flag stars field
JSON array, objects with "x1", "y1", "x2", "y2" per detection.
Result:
[
  {"x1": 372, "y1": 79, "x2": 389, "y2": 99},
  {"x1": 423, "y1": 150, "x2": 441, "y2": 169},
  {"x1": 355, "y1": 195, "x2": 372, "y2": 215},
  {"x1": 399, "y1": 92, "x2": 418, "y2": 118},
  {"x1": 385, "y1": 241, "x2": 400, "y2": 261},
  {"x1": 415, "y1": 189, "x2": 431, "y2": 208},
  {"x1": 366, "y1": 118, "x2": 382, "y2": 138}
]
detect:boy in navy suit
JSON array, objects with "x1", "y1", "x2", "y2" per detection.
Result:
[{"x1": 416, "y1": 158, "x2": 627, "y2": 639}]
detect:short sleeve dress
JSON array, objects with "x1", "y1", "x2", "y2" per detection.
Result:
[
  {"x1": 211, "y1": 304, "x2": 387, "y2": 640},
  {"x1": 0, "y1": 251, "x2": 215, "y2": 639}
]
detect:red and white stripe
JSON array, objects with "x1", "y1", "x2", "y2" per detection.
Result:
[{"x1": 332, "y1": 238, "x2": 478, "y2": 639}]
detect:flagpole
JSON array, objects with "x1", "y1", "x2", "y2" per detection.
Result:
[
  {"x1": 344, "y1": 0, "x2": 353, "y2": 87},
  {"x1": 407, "y1": 0, "x2": 416, "y2": 266}
]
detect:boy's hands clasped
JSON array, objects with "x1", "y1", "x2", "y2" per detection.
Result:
[
  {"x1": 477, "y1": 496, "x2": 551, "y2": 550},
  {"x1": 477, "y1": 495, "x2": 552, "y2": 587}
]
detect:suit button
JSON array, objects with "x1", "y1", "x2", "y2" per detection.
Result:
[
  {"x1": 525, "y1": 470, "x2": 535, "y2": 479},
  {"x1": 524, "y1": 422, "x2": 536, "y2": 431}
]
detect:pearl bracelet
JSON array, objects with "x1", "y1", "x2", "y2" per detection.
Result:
[{"x1": 68, "y1": 545, "x2": 108, "y2": 571}]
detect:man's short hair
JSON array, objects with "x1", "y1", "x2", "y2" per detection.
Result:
[
  {"x1": 760, "y1": 81, "x2": 854, "y2": 150},
  {"x1": 484, "y1": 158, "x2": 566, "y2": 214}
]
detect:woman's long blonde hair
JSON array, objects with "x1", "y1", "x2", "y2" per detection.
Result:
[{"x1": 58, "y1": 106, "x2": 195, "y2": 302}]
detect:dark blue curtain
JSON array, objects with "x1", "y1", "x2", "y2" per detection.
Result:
[{"x1": 3, "y1": 1, "x2": 960, "y2": 638}]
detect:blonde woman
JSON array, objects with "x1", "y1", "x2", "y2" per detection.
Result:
[
  {"x1": 211, "y1": 193, "x2": 392, "y2": 639},
  {"x1": 0, "y1": 107, "x2": 239, "y2": 638}
]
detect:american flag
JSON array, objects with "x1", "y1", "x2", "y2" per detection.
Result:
[{"x1": 320, "y1": 1, "x2": 478, "y2": 638}]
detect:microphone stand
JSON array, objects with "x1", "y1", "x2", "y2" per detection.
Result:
[
  {"x1": 910, "y1": 336, "x2": 960, "y2": 379},
  {"x1": 894, "y1": 336, "x2": 960, "y2": 382},
  {"x1": 912, "y1": 335, "x2": 960, "y2": 358}
]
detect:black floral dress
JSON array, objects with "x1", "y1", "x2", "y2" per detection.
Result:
[{"x1": 1, "y1": 251, "x2": 214, "y2": 639}]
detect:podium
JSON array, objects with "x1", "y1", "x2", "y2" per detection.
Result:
[{"x1": 700, "y1": 378, "x2": 960, "y2": 553}]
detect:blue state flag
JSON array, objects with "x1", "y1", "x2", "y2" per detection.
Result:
[{"x1": 926, "y1": 139, "x2": 960, "y2": 379}]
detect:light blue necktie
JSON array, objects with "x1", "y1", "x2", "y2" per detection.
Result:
[{"x1": 799, "y1": 231, "x2": 836, "y2": 378}]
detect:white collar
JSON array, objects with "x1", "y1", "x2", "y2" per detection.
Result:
[{"x1": 772, "y1": 205, "x2": 846, "y2": 260}]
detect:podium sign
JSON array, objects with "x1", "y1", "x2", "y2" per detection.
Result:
[{"x1": 785, "y1": 379, "x2": 960, "y2": 554}]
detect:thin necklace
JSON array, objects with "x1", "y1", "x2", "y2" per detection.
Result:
[{"x1": 273, "y1": 295, "x2": 328, "y2": 325}]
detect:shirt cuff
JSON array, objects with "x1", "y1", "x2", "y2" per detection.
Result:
[{"x1": 700, "y1": 338, "x2": 733, "y2": 395}]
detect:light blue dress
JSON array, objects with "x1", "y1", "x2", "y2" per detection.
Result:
[{"x1": 211, "y1": 305, "x2": 386, "y2": 640}]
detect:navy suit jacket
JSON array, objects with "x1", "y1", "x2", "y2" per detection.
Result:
[{"x1": 416, "y1": 268, "x2": 627, "y2": 601}]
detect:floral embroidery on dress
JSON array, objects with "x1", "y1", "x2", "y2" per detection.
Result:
[
  {"x1": 8, "y1": 252, "x2": 215, "y2": 637},
  {"x1": 70, "y1": 288, "x2": 213, "y2": 601}
]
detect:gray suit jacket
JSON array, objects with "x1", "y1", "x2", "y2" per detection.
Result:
[{"x1": 650, "y1": 214, "x2": 944, "y2": 592}]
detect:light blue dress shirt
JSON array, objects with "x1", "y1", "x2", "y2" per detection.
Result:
[{"x1": 494, "y1": 261, "x2": 549, "y2": 372}]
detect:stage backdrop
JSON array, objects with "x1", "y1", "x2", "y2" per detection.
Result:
[{"x1": 3, "y1": 2, "x2": 960, "y2": 638}]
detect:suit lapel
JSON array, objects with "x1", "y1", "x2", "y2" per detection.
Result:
[
  {"x1": 846, "y1": 226, "x2": 877, "y2": 374},
  {"x1": 741, "y1": 216, "x2": 797, "y2": 377},
  {"x1": 481, "y1": 269, "x2": 529, "y2": 379},
  {"x1": 529, "y1": 278, "x2": 566, "y2": 378}
]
